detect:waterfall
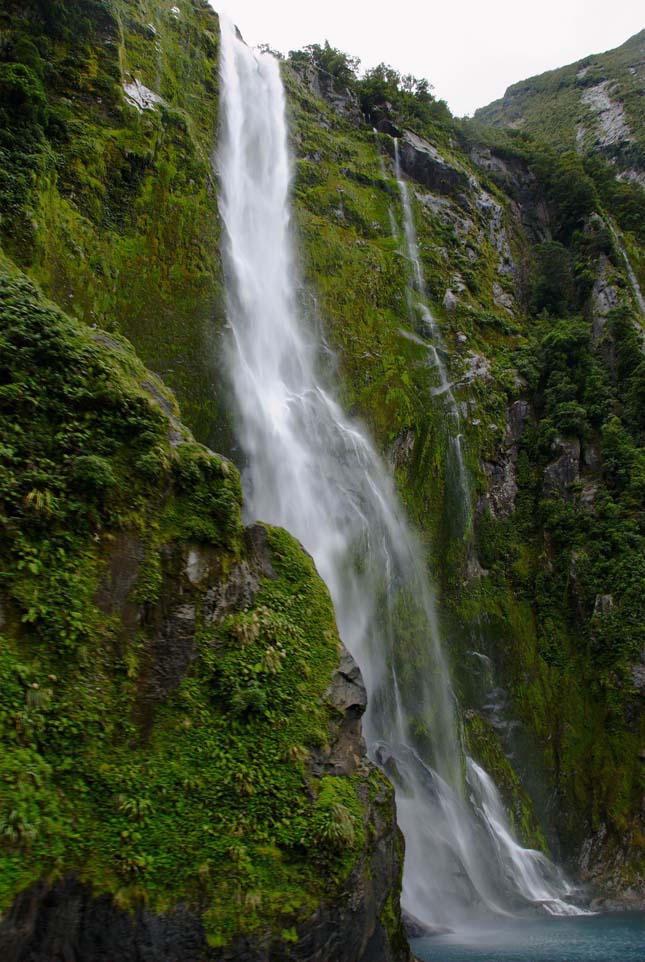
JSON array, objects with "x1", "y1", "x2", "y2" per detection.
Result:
[
  {"x1": 217, "y1": 16, "x2": 583, "y2": 930},
  {"x1": 393, "y1": 139, "x2": 471, "y2": 539},
  {"x1": 607, "y1": 218, "x2": 645, "y2": 320},
  {"x1": 466, "y1": 761, "x2": 587, "y2": 917}
]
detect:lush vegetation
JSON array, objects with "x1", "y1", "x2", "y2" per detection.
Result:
[
  {"x1": 0, "y1": 262, "x2": 396, "y2": 946},
  {"x1": 0, "y1": 0, "x2": 642, "y2": 929},
  {"x1": 0, "y1": 0, "x2": 228, "y2": 446},
  {"x1": 474, "y1": 29, "x2": 645, "y2": 279},
  {"x1": 284, "y1": 37, "x2": 644, "y2": 881},
  {"x1": 288, "y1": 41, "x2": 452, "y2": 131}
]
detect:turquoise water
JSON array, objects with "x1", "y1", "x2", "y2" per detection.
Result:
[{"x1": 412, "y1": 913, "x2": 645, "y2": 962}]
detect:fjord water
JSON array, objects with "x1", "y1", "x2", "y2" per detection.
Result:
[
  {"x1": 413, "y1": 913, "x2": 645, "y2": 962},
  {"x1": 217, "y1": 17, "x2": 583, "y2": 930}
]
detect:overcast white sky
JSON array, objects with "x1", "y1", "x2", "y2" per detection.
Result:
[{"x1": 211, "y1": 1, "x2": 642, "y2": 116}]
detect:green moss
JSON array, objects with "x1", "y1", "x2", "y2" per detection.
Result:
[
  {"x1": 0, "y1": 265, "x2": 380, "y2": 944},
  {"x1": 0, "y1": 0, "x2": 227, "y2": 448}
]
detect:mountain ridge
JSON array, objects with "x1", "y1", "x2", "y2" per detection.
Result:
[{"x1": 475, "y1": 29, "x2": 645, "y2": 189}]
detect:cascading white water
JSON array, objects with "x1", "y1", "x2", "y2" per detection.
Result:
[
  {"x1": 389, "y1": 135, "x2": 589, "y2": 920},
  {"x1": 466, "y1": 761, "x2": 589, "y2": 917},
  {"x1": 607, "y1": 218, "x2": 645, "y2": 320},
  {"x1": 393, "y1": 139, "x2": 471, "y2": 537},
  {"x1": 217, "y1": 17, "x2": 584, "y2": 929}
]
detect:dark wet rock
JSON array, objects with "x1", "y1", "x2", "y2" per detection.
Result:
[
  {"x1": 478, "y1": 400, "x2": 532, "y2": 522},
  {"x1": 505, "y1": 400, "x2": 530, "y2": 445},
  {"x1": 468, "y1": 146, "x2": 551, "y2": 244},
  {"x1": 94, "y1": 532, "x2": 144, "y2": 633},
  {"x1": 481, "y1": 456, "x2": 518, "y2": 519},
  {"x1": 370, "y1": 104, "x2": 402, "y2": 138},
  {"x1": 543, "y1": 437, "x2": 581, "y2": 497},
  {"x1": 389, "y1": 429, "x2": 416, "y2": 469},
  {"x1": 376, "y1": 117, "x2": 403, "y2": 138},
  {"x1": 397, "y1": 130, "x2": 468, "y2": 195},
  {"x1": 327, "y1": 644, "x2": 368, "y2": 717},
  {"x1": 291, "y1": 61, "x2": 363, "y2": 123},
  {"x1": 310, "y1": 645, "x2": 369, "y2": 779},
  {"x1": 493, "y1": 281, "x2": 515, "y2": 314},
  {"x1": 631, "y1": 661, "x2": 645, "y2": 696},
  {"x1": 593, "y1": 593, "x2": 614, "y2": 616},
  {"x1": 591, "y1": 254, "x2": 619, "y2": 349},
  {"x1": 403, "y1": 911, "x2": 453, "y2": 938},
  {"x1": 583, "y1": 444, "x2": 602, "y2": 471},
  {"x1": 579, "y1": 480, "x2": 599, "y2": 511},
  {"x1": 579, "y1": 825, "x2": 645, "y2": 912},
  {"x1": 443, "y1": 288, "x2": 458, "y2": 311}
]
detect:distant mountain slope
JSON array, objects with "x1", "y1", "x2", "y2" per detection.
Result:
[{"x1": 475, "y1": 30, "x2": 644, "y2": 189}]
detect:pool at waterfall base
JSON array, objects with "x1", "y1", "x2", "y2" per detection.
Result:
[{"x1": 412, "y1": 912, "x2": 645, "y2": 961}]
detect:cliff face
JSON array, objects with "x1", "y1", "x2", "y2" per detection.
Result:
[
  {"x1": 0, "y1": 0, "x2": 643, "y2": 946},
  {"x1": 285, "y1": 50, "x2": 644, "y2": 897},
  {"x1": 0, "y1": 263, "x2": 408, "y2": 960},
  {"x1": 472, "y1": 29, "x2": 645, "y2": 311},
  {"x1": 0, "y1": 0, "x2": 229, "y2": 446}
]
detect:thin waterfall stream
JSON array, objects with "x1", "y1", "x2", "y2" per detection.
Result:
[
  {"x1": 392, "y1": 138, "x2": 471, "y2": 541},
  {"x1": 217, "y1": 18, "x2": 585, "y2": 930},
  {"x1": 607, "y1": 218, "x2": 645, "y2": 320}
]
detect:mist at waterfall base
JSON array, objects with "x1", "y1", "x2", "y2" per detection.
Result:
[
  {"x1": 413, "y1": 912, "x2": 645, "y2": 962},
  {"x1": 217, "y1": 15, "x2": 586, "y2": 934}
]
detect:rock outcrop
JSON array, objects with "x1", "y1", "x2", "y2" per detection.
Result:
[
  {"x1": 290, "y1": 61, "x2": 363, "y2": 123},
  {"x1": 479, "y1": 400, "x2": 530, "y2": 519},
  {"x1": 543, "y1": 437, "x2": 581, "y2": 498},
  {"x1": 0, "y1": 269, "x2": 408, "y2": 962},
  {"x1": 396, "y1": 130, "x2": 468, "y2": 195}
]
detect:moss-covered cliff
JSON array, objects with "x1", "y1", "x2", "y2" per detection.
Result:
[
  {"x1": 474, "y1": 30, "x2": 645, "y2": 298},
  {"x1": 475, "y1": 30, "x2": 644, "y2": 189},
  {"x1": 283, "y1": 46, "x2": 644, "y2": 898},
  {"x1": 0, "y1": 260, "x2": 408, "y2": 959},
  {"x1": 0, "y1": 0, "x2": 229, "y2": 446},
  {"x1": 0, "y1": 0, "x2": 643, "y2": 943}
]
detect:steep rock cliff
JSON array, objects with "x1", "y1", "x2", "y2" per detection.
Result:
[
  {"x1": 0, "y1": 263, "x2": 408, "y2": 960},
  {"x1": 0, "y1": 0, "x2": 643, "y2": 920},
  {"x1": 284, "y1": 45, "x2": 644, "y2": 895}
]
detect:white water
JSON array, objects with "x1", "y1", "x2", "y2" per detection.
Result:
[
  {"x1": 467, "y1": 762, "x2": 590, "y2": 918},
  {"x1": 392, "y1": 140, "x2": 471, "y2": 537},
  {"x1": 217, "y1": 18, "x2": 584, "y2": 930},
  {"x1": 607, "y1": 219, "x2": 645, "y2": 321}
]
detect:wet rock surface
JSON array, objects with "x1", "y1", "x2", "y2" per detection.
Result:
[
  {"x1": 291, "y1": 61, "x2": 363, "y2": 124},
  {"x1": 591, "y1": 254, "x2": 620, "y2": 346},
  {"x1": 397, "y1": 130, "x2": 468, "y2": 195},
  {"x1": 543, "y1": 437, "x2": 581, "y2": 498},
  {"x1": 478, "y1": 400, "x2": 532, "y2": 520}
]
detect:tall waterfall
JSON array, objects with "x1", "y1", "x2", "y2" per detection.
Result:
[
  {"x1": 217, "y1": 17, "x2": 582, "y2": 929},
  {"x1": 393, "y1": 139, "x2": 471, "y2": 539}
]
